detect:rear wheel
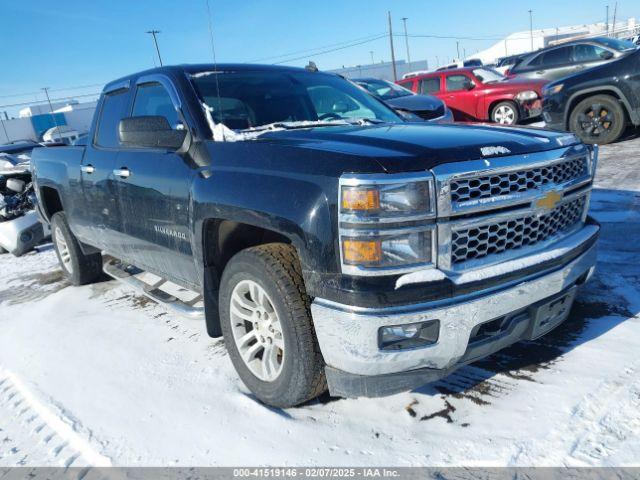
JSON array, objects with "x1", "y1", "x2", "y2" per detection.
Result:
[
  {"x1": 491, "y1": 101, "x2": 519, "y2": 125},
  {"x1": 569, "y1": 94, "x2": 626, "y2": 144},
  {"x1": 51, "y1": 212, "x2": 102, "y2": 286},
  {"x1": 219, "y1": 243, "x2": 326, "y2": 408}
]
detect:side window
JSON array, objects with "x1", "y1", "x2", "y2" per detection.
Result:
[
  {"x1": 95, "y1": 90, "x2": 130, "y2": 148},
  {"x1": 573, "y1": 44, "x2": 608, "y2": 62},
  {"x1": 540, "y1": 47, "x2": 572, "y2": 67},
  {"x1": 445, "y1": 75, "x2": 470, "y2": 92},
  {"x1": 419, "y1": 77, "x2": 440, "y2": 94},
  {"x1": 132, "y1": 82, "x2": 179, "y2": 128}
]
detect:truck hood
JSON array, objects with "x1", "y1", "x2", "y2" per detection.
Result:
[{"x1": 255, "y1": 122, "x2": 578, "y2": 173}]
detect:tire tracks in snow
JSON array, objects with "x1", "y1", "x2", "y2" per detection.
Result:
[
  {"x1": 0, "y1": 367, "x2": 111, "y2": 467},
  {"x1": 509, "y1": 361, "x2": 640, "y2": 465}
]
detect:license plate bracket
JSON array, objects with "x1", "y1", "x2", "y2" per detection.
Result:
[{"x1": 527, "y1": 286, "x2": 577, "y2": 340}]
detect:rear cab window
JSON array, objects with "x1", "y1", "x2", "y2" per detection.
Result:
[{"x1": 95, "y1": 89, "x2": 130, "y2": 148}]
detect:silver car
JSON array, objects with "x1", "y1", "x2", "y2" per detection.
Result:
[{"x1": 509, "y1": 37, "x2": 637, "y2": 81}]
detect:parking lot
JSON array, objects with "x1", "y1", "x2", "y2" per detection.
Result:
[{"x1": 0, "y1": 134, "x2": 638, "y2": 467}]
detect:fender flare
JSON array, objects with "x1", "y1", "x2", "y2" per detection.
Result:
[{"x1": 564, "y1": 86, "x2": 637, "y2": 129}]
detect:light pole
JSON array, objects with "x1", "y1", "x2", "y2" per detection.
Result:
[
  {"x1": 528, "y1": 10, "x2": 534, "y2": 51},
  {"x1": 42, "y1": 87, "x2": 62, "y2": 140},
  {"x1": 146, "y1": 30, "x2": 163, "y2": 66},
  {"x1": 456, "y1": 40, "x2": 460, "y2": 59},
  {"x1": 370, "y1": 50, "x2": 374, "y2": 64},
  {"x1": 605, "y1": 5, "x2": 609, "y2": 35},
  {"x1": 401, "y1": 17, "x2": 411, "y2": 65}
]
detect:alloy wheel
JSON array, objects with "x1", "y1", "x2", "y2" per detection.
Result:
[
  {"x1": 577, "y1": 103, "x2": 613, "y2": 140},
  {"x1": 229, "y1": 279, "x2": 284, "y2": 382},
  {"x1": 493, "y1": 105, "x2": 516, "y2": 125},
  {"x1": 54, "y1": 226, "x2": 73, "y2": 273}
]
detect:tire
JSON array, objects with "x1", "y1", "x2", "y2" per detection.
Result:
[
  {"x1": 51, "y1": 212, "x2": 102, "y2": 286},
  {"x1": 219, "y1": 243, "x2": 326, "y2": 408},
  {"x1": 491, "y1": 101, "x2": 519, "y2": 125},
  {"x1": 569, "y1": 94, "x2": 626, "y2": 145}
]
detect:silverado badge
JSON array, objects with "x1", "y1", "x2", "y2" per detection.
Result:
[
  {"x1": 535, "y1": 190, "x2": 562, "y2": 211},
  {"x1": 480, "y1": 146, "x2": 511, "y2": 157}
]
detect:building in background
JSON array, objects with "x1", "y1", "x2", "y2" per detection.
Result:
[
  {"x1": 0, "y1": 100, "x2": 97, "y2": 144},
  {"x1": 473, "y1": 17, "x2": 639, "y2": 65},
  {"x1": 328, "y1": 59, "x2": 429, "y2": 82}
]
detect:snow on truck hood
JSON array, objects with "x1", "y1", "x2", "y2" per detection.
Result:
[{"x1": 248, "y1": 123, "x2": 580, "y2": 172}]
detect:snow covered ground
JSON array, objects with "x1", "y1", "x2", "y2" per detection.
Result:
[{"x1": 1, "y1": 136, "x2": 639, "y2": 467}]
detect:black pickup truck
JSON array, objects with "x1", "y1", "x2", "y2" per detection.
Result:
[{"x1": 32, "y1": 64, "x2": 600, "y2": 407}]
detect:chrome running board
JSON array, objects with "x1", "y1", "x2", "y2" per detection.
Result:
[{"x1": 102, "y1": 257, "x2": 205, "y2": 319}]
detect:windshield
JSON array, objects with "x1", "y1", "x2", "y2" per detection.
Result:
[
  {"x1": 190, "y1": 70, "x2": 401, "y2": 132},
  {"x1": 355, "y1": 79, "x2": 413, "y2": 100},
  {"x1": 595, "y1": 37, "x2": 636, "y2": 51},
  {"x1": 472, "y1": 68, "x2": 505, "y2": 83}
]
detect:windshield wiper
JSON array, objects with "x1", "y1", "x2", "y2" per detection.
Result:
[
  {"x1": 345, "y1": 118, "x2": 386, "y2": 125},
  {"x1": 239, "y1": 120, "x2": 350, "y2": 133}
]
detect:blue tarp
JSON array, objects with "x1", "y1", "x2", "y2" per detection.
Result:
[{"x1": 30, "y1": 113, "x2": 67, "y2": 139}]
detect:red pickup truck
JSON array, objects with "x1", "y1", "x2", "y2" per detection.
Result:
[{"x1": 398, "y1": 67, "x2": 546, "y2": 125}]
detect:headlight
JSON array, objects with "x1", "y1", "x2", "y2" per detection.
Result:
[
  {"x1": 340, "y1": 173, "x2": 435, "y2": 222},
  {"x1": 542, "y1": 83, "x2": 564, "y2": 96},
  {"x1": 515, "y1": 90, "x2": 538, "y2": 101},
  {"x1": 338, "y1": 173, "x2": 437, "y2": 275},
  {"x1": 341, "y1": 228, "x2": 434, "y2": 269}
]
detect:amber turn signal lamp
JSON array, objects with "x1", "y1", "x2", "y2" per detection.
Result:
[
  {"x1": 342, "y1": 239, "x2": 382, "y2": 265},
  {"x1": 341, "y1": 188, "x2": 380, "y2": 211}
]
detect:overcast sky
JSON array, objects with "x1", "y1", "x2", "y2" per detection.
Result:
[{"x1": 0, "y1": 0, "x2": 636, "y2": 115}]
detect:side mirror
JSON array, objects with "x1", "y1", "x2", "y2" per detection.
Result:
[
  {"x1": 118, "y1": 116, "x2": 187, "y2": 150},
  {"x1": 600, "y1": 50, "x2": 614, "y2": 60}
]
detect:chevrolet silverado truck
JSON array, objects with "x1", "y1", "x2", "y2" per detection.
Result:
[{"x1": 31, "y1": 64, "x2": 600, "y2": 408}]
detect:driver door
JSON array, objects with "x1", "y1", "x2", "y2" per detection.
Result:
[{"x1": 442, "y1": 73, "x2": 479, "y2": 121}]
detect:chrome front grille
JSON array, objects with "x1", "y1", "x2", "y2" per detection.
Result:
[
  {"x1": 450, "y1": 156, "x2": 588, "y2": 204},
  {"x1": 451, "y1": 195, "x2": 587, "y2": 264},
  {"x1": 433, "y1": 145, "x2": 596, "y2": 272}
]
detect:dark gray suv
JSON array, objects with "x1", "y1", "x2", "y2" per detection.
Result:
[{"x1": 509, "y1": 37, "x2": 637, "y2": 81}]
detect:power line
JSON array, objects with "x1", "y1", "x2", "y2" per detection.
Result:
[
  {"x1": 0, "y1": 83, "x2": 106, "y2": 100},
  {"x1": 273, "y1": 34, "x2": 387, "y2": 65},
  {"x1": 0, "y1": 92, "x2": 101, "y2": 110},
  {"x1": 250, "y1": 32, "x2": 387, "y2": 63}
]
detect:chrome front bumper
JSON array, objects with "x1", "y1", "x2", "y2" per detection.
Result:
[{"x1": 311, "y1": 227, "x2": 598, "y2": 390}]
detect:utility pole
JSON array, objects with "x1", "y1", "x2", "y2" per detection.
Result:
[
  {"x1": 42, "y1": 87, "x2": 62, "y2": 140},
  {"x1": 456, "y1": 40, "x2": 460, "y2": 59},
  {"x1": 387, "y1": 11, "x2": 398, "y2": 82},
  {"x1": 528, "y1": 10, "x2": 534, "y2": 51},
  {"x1": 401, "y1": 17, "x2": 411, "y2": 65},
  {"x1": 435, "y1": 55, "x2": 440, "y2": 67},
  {"x1": 0, "y1": 116, "x2": 9, "y2": 143},
  {"x1": 605, "y1": 5, "x2": 609, "y2": 35},
  {"x1": 463, "y1": 47, "x2": 466, "y2": 59},
  {"x1": 146, "y1": 30, "x2": 163, "y2": 66},
  {"x1": 612, "y1": 2, "x2": 618, "y2": 36},
  {"x1": 370, "y1": 50, "x2": 374, "y2": 64}
]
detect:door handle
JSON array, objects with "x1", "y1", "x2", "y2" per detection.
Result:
[
  {"x1": 113, "y1": 168, "x2": 131, "y2": 179},
  {"x1": 80, "y1": 164, "x2": 95, "y2": 174},
  {"x1": 536, "y1": 70, "x2": 546, "y2": 74}
]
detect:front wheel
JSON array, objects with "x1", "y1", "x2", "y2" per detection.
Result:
[
  {"x1": 491, "y1": 101, "x2": 519, "y2": 125},
  {"x1": 569, "y1": 94, "x2": 626, "y2": 145},
  {"x1": 219, "y1": 243, "x2": 326, "y2": 408}
]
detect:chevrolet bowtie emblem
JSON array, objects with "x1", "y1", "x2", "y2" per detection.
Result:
[{"x1": 535, "y1": 190, "x2": 562, "y2": 210}]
